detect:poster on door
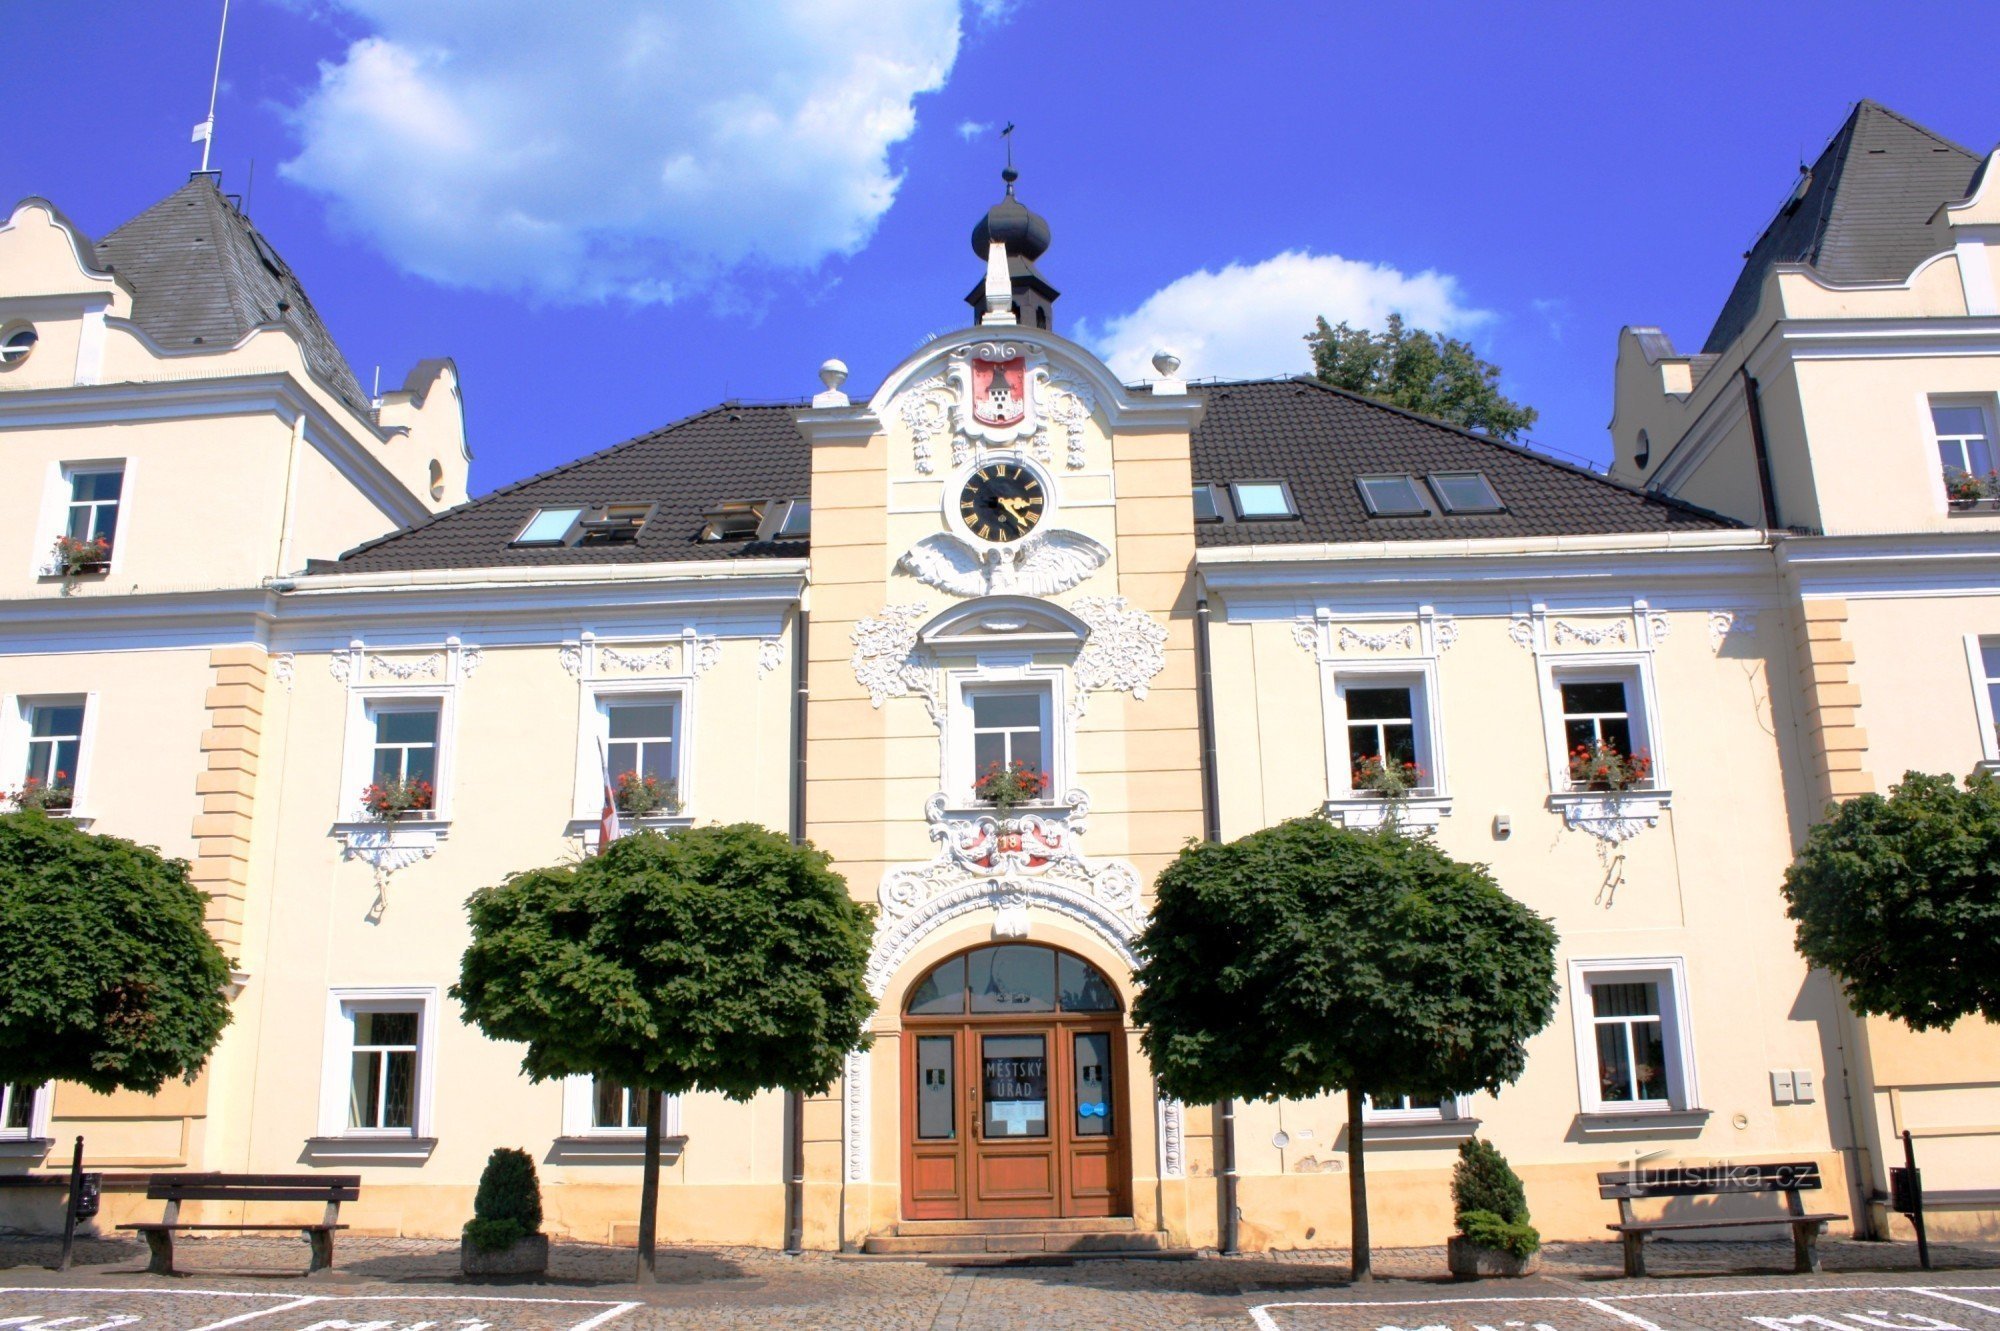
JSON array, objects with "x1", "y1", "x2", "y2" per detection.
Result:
[{"x1": 983, "y1": 1051, "x2": 1047, "y2": 1136}]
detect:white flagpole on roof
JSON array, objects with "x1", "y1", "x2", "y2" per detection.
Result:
[{"x1": 194, "y1": 0, "x2": 230, "y2": 173}]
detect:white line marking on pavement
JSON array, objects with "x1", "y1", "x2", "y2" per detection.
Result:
[
  {"x1": 1246, "y1": 1286, "x2": 2000, "y2": 1331},
  {"x1": 1914, "y1": 1293, "x2": 2000, "y2": 1318},
  {"x1": 561, "y1": 1304, "x2": 640, "y2": 1331},
  {"x1": 187, "y1": 1298, "x2": 325, "y2": 1331},
  {"x1": 1580, "y1": 1300, "x2": 1668, "y2": 1331}
]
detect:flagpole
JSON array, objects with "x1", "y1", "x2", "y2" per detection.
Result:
[{"x1": 196, "y1": 0, "x2": 231, "y2": 172}]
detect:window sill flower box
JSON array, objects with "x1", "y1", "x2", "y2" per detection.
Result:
[
  {"x1": 1323, "y1": 792, "x2": 1452, "y2": 831},
  {"x1": 47, "y1": 536, "x2": 112, "y2": 579}
]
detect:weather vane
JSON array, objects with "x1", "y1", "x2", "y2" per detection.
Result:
[{"x1": 1002, "y1": 122, "x2": 1017, "y2": 186}]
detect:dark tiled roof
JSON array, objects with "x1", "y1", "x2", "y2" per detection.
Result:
[
  {"x1": 330, "y1": 403, "x2": 810, "y2": 572},
  {"x1": 95, "y1": 177, "x2": 370, "y2": 409},
  {"x1": 332, "y1": 379, "x2": 1731, "y2": 574},
  {"x1": 1189, "y1": 378, "x2": 1738, "y2": 545},
  {"x1": 1704, "y1": 100, "x2": 1981, "y2": 354}
]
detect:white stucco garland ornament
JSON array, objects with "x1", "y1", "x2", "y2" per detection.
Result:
[
  {"x1": 897, "y1": 528, "x2": 1108, "y2": 599},
  {"x1": 1339, "y1": 624, "x2": 1416, "y2": 653},
  {"x1": 1069, "y1": 596, "x2": 1168, "y2": 717},
  {"x1": 1553, "y1": 620, "x2": 1629, "y2": 647}
]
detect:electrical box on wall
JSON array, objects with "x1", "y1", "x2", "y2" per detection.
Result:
[
  {"x1": 1792, "y1": 1069, "x2": 1816, "y2": 1102},
  {"x1": 1770, "y1": 1069, "x2": 1796, "y2": 1104}
]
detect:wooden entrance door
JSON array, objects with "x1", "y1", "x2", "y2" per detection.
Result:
[{"x1": 899, "y1": 944, "x2": 1128, "y2": 1221}]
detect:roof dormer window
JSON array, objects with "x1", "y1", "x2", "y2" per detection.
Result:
[
  {"x1": 576, "y1": 503, "x2": 655, "y2": 544},
  {"x1": 700, "y1": 502, "x2": 767, "y2": 542}
]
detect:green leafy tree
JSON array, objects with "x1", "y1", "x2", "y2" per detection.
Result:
[
  {"x1": 1307, "y1": 314, "x2": 1540, "y2": 440},
  {"x1": 1782, "y1": 770, "x2": 2000, "y2": 1030},
  {"x1": 0, "y1": 812, "x2": 232, "y2": 1093},
  {"x1": 1133, "y1": 817, "x2": 1558, "y2": 1280},
  {"x1": 452, "y1": 823, "x2": 875, "y2": 1282}
]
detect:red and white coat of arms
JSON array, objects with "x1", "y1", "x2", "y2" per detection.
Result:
[{"x1": 970, "y1": 355, "x2": 1026, "y2": 428}]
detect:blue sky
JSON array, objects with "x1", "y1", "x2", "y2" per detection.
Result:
[{"x1": 9, "y1": 2, "x2": 2000, "y2": 489}]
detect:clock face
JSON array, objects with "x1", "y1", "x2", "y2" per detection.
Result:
[{"x1": 958, "y1": 460, "x2": 1046, "y2": 543}]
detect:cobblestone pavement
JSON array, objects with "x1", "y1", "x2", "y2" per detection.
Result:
[{"x1": 0, "y1": 1235, "x2": 1993, "y2": 1331}]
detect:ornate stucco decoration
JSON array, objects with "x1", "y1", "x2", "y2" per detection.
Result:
[
  {"x1": 1558, "y1": 795, "x2": 1662, "y2": 848},
  {"x1": 1294, "y1": 606, "x2": 1457, "y2": 661},
  {"x1": 844, "y1": 1048, "x2": 870, "y2": 1183},
  {"x1": 923, "y1": 790, "x2": 1092, "y2": 877},
  {"x1": 1709, "y1": 609, "x2": 1758, "y2": 652},
  {"x1": 897, "y1": 528, "x2": 1109, "y2": 599},
  {"x1": 1508, "y1": 615, "x2": 1537, "y2": 650},
  {"x1": 272, "y1": 653, "x2": 296, "y2": 692},
  {"x1": 1158, "y1": 1099, "x2": 1186, "y2": 1178},
  {"x1": 892, "y1": 341, "x2": 1100, "y2": 474},
  {"x1": 850, "y1": 604, "x2": 938, "y2": 719},
  {"x1": 1070, "y1": 596, "x2": 1168, "y2": 717},
  {"x1": 564, "y1": 629, "x2": 724, "y2": 681},
  {"x1": 1339, "y1": 624, "x2": 1416, "y2": 653},
  {"x1": 366, "y1": 653, "x2": 444, "y2": 681},
  {"x1": 872, "y1": 831, "x2": 1144, "y2": 995},
  {"x1": 758, "y1": 638, "x2": 785, "y2": 676},
  {"x1": 1553, "y1": 620, "x2": 1629, "y2": 648}
]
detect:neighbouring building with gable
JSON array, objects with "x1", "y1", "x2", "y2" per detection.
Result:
[
  {"x1": 0, "y1": 133, "x2": 1980, "y2": 1253},
  {"x1": 1613, "y1": 98, "x2": 2000, "y2": 1239}
]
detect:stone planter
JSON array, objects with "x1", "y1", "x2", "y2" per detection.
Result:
[
  {"x1": 460, "y1": 1232, "x2": 548, "y2": 1278},
  {"x1": 1447, "y1": 1233, "x2": 1540, "y2": 1279}
]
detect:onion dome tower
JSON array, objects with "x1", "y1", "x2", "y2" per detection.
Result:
[{"x1": 965, "y1": 165, "x2": 1059, "y2": 331}]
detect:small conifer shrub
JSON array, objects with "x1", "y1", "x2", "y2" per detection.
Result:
[
  {"x1": 464, "y1": 1147, "x2": 543, "y2": 1252},
  {"x1": 1452, "y1": 1137, "x2": 1539, "y2": 1258}
]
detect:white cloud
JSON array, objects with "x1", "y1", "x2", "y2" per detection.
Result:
[
  {"x1": 957, "y1": 119, "x2": 995, "y2": 141},
  {"x1": 279, "y1": 1, "x2": 971, "y2": 304},
  {"x1": 1079, "y1": 250, "x2": 1491, "y2": 383}
]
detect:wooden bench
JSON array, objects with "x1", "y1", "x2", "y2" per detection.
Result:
[
  {"x1": 118, "y1": 1173, "x2": 359, "y2": 1275},
  {"x1": 1599, "y1": 1161, "x2": 1846, "y2": 1276}
]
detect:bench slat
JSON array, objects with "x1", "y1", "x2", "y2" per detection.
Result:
[
  {"x1": 1598, "y1": 1162, "x2": 1822, "y2": 1199},
  {"x1": 147, "y1": 1186, "x2": 359, "y2": 1203},
  {"x1": 120, "y1": 1223, "x2": 348, "y2": 1232},
  {"x1": 1609, "y1": 1213, "x2": 1844, "y2": 1233}
]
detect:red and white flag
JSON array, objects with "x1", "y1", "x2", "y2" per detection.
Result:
[{"x1": 595, "y1": 738, "x2": 621, "y2": 854}]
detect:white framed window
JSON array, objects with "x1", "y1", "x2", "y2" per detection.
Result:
[
  {"x1": 318, "y1": 987, "x2": 439, "y2": 1142},
  {"x1": 606, "y1": 696, "x2": 679, "y2": 786},
  {"x1": 958, "y1": 681, "x2": 1055, "y2": 804},
  {"x1": 1568, "y1": 958, "x2": 1699, "y2": 1115},
  {"x1": 64, "y1": 466, "x2": 123, "y2": 549},
  {"x1": 3, "y1": 695, "x2": 93, "y2": 816},
  {"x1": 1932, "y1": 398, "x2": 1996, "y2": 482},
  {"x1": 573, "y1": 682, "x2": 693, "y2": 825},
  {"x1": 0, "y1": 1082, "x2": 51, "y2": 1141},
  {"x1": 1319, "y1": 659, "x2": 1449, "y2": 827},
  {"x1": 338, "y1": 690, "x2": 453, "y2": 823},
  {"x1": 1541, "y1": 659, "x2": 1663, "y2": 795},
  {"x1": 1965, "y1": 635, "x2": 2000, "y2": 766},
  {"x1": 560, "y1": 1076, "x2": 684, "y2": 1140},
  {"x1": 1361, "y1": 1093, "x2": 1472, "y2": 1125}
]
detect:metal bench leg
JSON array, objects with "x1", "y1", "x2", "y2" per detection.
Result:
[
  {"x1": 1622, "y1": 1230, "x2": 1646, "y2": 1278},
  {"x1": 1793, "y1": 1221, "x2": 1822, "y2": 1275},
  {"x1": 144, "y1": 1229, "x2": 175, "y2": 1277},
  {"x1": 307, "y1": 1228, "x2": 335, "y2": 1274}
]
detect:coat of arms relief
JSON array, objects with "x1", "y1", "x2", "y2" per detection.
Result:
[{"x1": 897, "y1": 339, "x2": 1097, "y2": 475}]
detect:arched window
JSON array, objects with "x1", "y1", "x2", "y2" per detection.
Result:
[{"x1": 904, "y1": 944, "x2": 1121, "y2": 1016}]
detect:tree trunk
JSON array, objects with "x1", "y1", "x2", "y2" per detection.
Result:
[
  {"x1": 636, "y1": 1088, "x2": 664, "y2": 1284},
  {"x1": 1347, "y1": 1087, "x2": 1371, "y2": 1283}
]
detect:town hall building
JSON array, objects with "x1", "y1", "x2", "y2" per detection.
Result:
[{"x1": 1, "y1": 102, "x2": 1995, "y2": 1254}]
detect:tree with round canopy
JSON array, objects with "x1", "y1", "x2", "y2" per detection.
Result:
[{"x1": 1132, "y1": 816, "x2": 1559, "y2": 1280}]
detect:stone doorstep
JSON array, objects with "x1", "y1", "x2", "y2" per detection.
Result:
[
  {"x1": 862, "y1": 1224, "x2": 1171, "y2": 1256},
  {"x1": 896, "y1": 1216, "x2": 1138, "y2": 1235}
]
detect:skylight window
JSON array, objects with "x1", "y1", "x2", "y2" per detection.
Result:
[
  {"x1": 1228, "y1": 481, "x2": 1298, "y2": 521},
  {"x1": 700, "y1": 501, "x2": 767, "y2": 542},
  {"x1": 513, "y1": 507, "x2": 584, "y2": 545},
  {"x1": 1427, "y1": 472, "x2": 1505, "y2": 514},
  {"x1": 1356, "y1": 476, "x2": 1429, "y2": 517},
  {"x1": 577, "y1": 504, "x2": 655, "y2": 544},
  {"x1": 1192, "y1": 484, "x2": 1223, "y2": 523},
  {"x1": 775, "y1": 499, "x2": 811, "y2": 539}
]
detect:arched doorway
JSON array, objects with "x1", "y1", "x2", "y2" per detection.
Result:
[{"x1": 900, "y1": 943, "x2": 1129, "y2": 1220}]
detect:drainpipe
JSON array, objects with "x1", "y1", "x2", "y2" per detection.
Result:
[
  {"x1": 1742, "y1": 368, "x2": 1782, "y2": 530},
  {"x1": 1195, "y1": 590, "x2": 1238, "y2": 1254},
  {"x1": 785, "y1": 607, "x2": 810, "y2": 1255}
]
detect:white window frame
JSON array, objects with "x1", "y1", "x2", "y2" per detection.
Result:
[
  {"x1": 1, "y1": 693, "x2": 97, "y2": 820},
  {"x1": 573, "y1": 681, "x2": 694, "y2": 824},
  {"x1": 1318, "y1": 657, "x2": 1450, "y2": 830},
  {"x1": 1929, "y1": 396, "x2": 1998, "y2": 488},
  {"x1": 63, "y1": 464, "x2": 124, "y2": 548},
  {"x1": 338, "y1": 689, "x2": 455, "y2": 824},
  {"x1": 1964, "y1": 634, "x2": 2000, "y2": 770},
  {"x1": 1539, "y1": 655, "x2": 1666, "y2": 796},
  {"x1": 1567, "y1": 957, "x2": 1700, "y2": 1116},
  {"x1": 317, "y1": 987, "x2": 439, "y2": 1142},
  {"x1": 560, "y1": 1075, "x2": 684, "y2": 1140},
  {"x1": 1361, "y1": 1092, "x2": 1473, "y2": 1125},
  {"x1": 34, "y1": 459, "x2": 132, "y2": 579},
  {"x1": 946, "y1": 670, "x2": 1063, "y2": 807},
  {"x1": 0, "y1": 1082, "x2": 53, "y2": 1143}
]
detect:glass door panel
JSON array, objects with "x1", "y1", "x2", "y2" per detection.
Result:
[
  {"x1": 1073, "y1": 1031, "x2": 1112, "y2": 1136},
  {"x1": 916, "y1": 1035, "x2": 956, "y2": 1139},
  {"x1": 981, "y1": 1034, "x2": 1048, "y2": 1138}
]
